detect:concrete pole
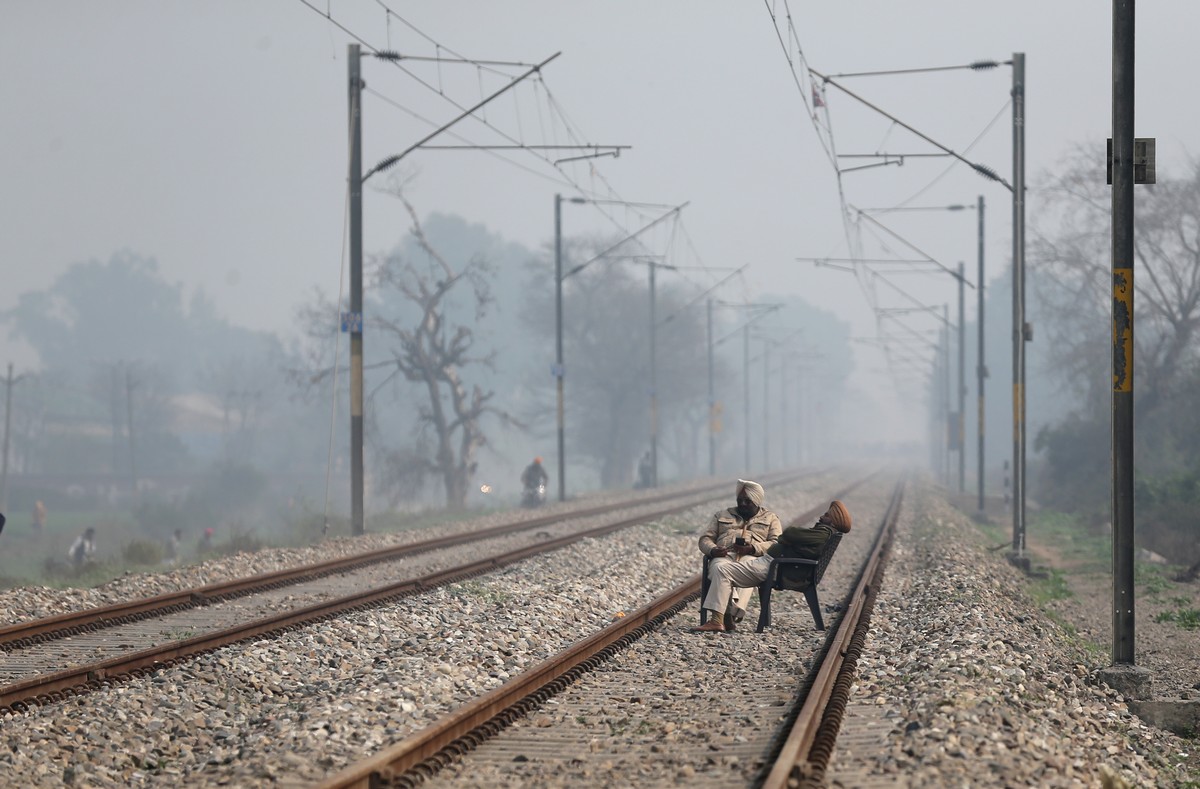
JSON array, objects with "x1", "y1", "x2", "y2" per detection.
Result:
[
  {"x1": 649, "y1": 260, "x2": 658, "y2": 487},
  {"x1": 125, "y1": 368, "x2": 137, "y2": 499},
  {"x1": 943, "y1": 304, "x2": 951, "y2": 486},
  {"x1": 977, "y1": 195, "x2": 987, "y2": 511},
  {"x1": 1, "y1": 364, "x2": 13, "y2": 512},
  {"x1": 707, "y1": 299, "x2": 715, "y2": 476},
  {"x1": 110, "y1": 366, "x2": 121, "y2": 478},
  {"x1": 795, "y1": 357, "x2": 803, "y2": 466},
  {"x1": 779, "y1": 353, "x2": 788, "y2": 467},
  {"x1": 1011, "y1": 52, "x2": 1027, "y2": 556},
  {"x1": 743, "y1": 325, "x2": 750, "y2": 471},
  {"x1": 348, "y1": 44, "x2": 365, "y2": 534},
  {"x1": 554, "y1": 194, "x2": 566, "y2": 501},
  {"x1": 762, "y1": 340, "x2": 770, "y2": 472},
  {"x1": 958, "y1": 262, "x2": 967, "y2": 493},
  {"x1": 1111, "y1": 0, "x2": 1136, "y2": 667}
]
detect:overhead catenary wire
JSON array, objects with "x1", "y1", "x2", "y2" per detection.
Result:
[
  {"x1": 854, "y1": 210, "x2": 976, "y2": 288},
  {"x1": 372, "y1": 51, "x2": 538, "y2": 68},
  {"x1": 363, "y1": 86, "x2": 577, "y2": 189},
  {"x1": 811, "y1": 67, "x2": 1010, "y2": 190},
  {"x1": 565, "y1": 203, "x2": 690, "y2": 280},
  {"x1": 363, "y1": 52, "x2": 562, "y2": 182},
  {"x1": 890, "y1": 99, "x2": 1012, "y2": 209},
  {"x1": 764, "y1": 1, "x2": 1010, "y2": 388},
  {"x1": 658, "y1": 264, "x2": 750, "y2": 327},
  {"x1": 763, "y1": 0, "x2": 865, "y2": 317},
  {"x1": 299, "y1": 1, "x2": 583, "y2": 181},
  {"x1": 712, "y1": 303, "x2": 785, "y2": 349},
  {"x1": 825, "y1": 60, "x2": 1008, "y2": 80},
  {"x1": 299, "y1": 0, "x2": 678, "y2": 266},
  {"x1": 370, "y1": 0, "x2": 518, "y2": 79}
]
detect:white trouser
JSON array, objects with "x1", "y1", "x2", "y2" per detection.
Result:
[{"x1": 702, "y1": 554, "x2": 774, "y2": 615}]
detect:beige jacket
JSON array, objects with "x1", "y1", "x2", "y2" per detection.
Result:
[{"x1": 698, "y1": 507, "x2": 782, "y2": 558}]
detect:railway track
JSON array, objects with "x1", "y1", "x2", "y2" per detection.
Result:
[
  {"x1": 315, "y1": 476, "x2": 903, "y2": 788},
  {"x1": 0, "y1": 476, "x2": 781, "y2": 652},
  {"x1": 0, "y1": 470, "x2": 819, "y2": 714}
]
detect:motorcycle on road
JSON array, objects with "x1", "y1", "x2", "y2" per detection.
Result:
[{"x1": 521, "y1": 483, "x2": 547, "y2": 508}]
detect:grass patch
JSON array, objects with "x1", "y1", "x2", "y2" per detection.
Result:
[
  {"x1": 1030, "y1": 510, "x2": 1110, "y2": 572},
  {"x1": 971, "y1": 516, "x2": 1009, "y2": 549},
  {"x1": 1030, "y1": 568, "x2": 1073, "y2": 605},
  {"x1": 1140, "y1": 567, "x2": 1175, "y2": 598},
  {"x1": 1153, "y1": 607, "x2": 1200, "y2": 630}
]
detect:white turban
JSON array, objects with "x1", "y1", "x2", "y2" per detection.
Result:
[{"x1": 736, "y1": 479, "x2": 764, "y2": 507}]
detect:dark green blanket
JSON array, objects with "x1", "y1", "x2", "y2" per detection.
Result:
[{"x1": 767, "y1": 522, "x2": 837, "y2": 561}]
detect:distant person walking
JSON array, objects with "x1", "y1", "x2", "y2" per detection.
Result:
[
  {"x1": 198, "y1": 527, "x2": 214, "y2": 554},
  {"x1": 164, "y1": 528, "x2": 183, "y2": 567},
  {"x1": 635, "y1": 451, "x2": 653, "y2": 489},
  {"x1": 32, "y1": 500, "x2": 46, "y2": 532},
  {"x1": 67, "y1": 527, "x2": 96, "y2": 568}
]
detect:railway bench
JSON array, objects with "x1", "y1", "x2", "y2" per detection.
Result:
[
  {"x1": 698, "y1": 532, "x2": 843, "y2": 632},
  {"x1": 756, "y1": 532, "x2": 842, "y2": 632}
]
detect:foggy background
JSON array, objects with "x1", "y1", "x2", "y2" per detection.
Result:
[{"x1": 3, "y1": 2, "x2": 1200, "y2": 582}]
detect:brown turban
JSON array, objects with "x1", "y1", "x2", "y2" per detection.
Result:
[
  {"x1": 823, "y1": 500, "x2": 852, "y2": 533},
  {"x1": 736, "y1": 479, "x2": 765, "y2": 507}
]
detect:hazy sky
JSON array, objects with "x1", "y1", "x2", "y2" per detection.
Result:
[{"x1": 4, "y1": 2, "x2": 1197, "y2": 405}]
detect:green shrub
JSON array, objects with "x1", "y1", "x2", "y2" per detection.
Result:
[
  {"x1": 223, "y1": 530, "x2": 264, "y2": 555},
  {"x1": 122, "y1": 539, "x2": 164, "y2": 566}
]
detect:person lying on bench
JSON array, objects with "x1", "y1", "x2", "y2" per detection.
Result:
[
  {"x1": 692, "y1": 499, "x2": 851, "y2": 633},
  {"x1": 692, "y1": 479, "x2": 782, "y2": 631},
  {"x1": 775, "y1": 499, "x2": 852, "y2": 560}
]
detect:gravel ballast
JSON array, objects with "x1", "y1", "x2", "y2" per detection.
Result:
[
  {"x1": 827, "y1": 480, "x2": 1199, "y2": 788},
  {"x1": 2, "y1": 474, "x2": 1196, "y2": 787}
]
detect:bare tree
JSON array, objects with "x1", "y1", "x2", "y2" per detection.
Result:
[
  {"x1": 370, "y1": 198, "x2": 516, "y2": 509},
  {"x1": 1032, "y1": 146, "x2": 1200, "y2": 415},
  {"x1": 291, "y1": 199, "x2": 515, "y2": 510}
]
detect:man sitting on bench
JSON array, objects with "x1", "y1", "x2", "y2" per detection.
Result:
[
  {"x1": 692, "y1": 499, "x2": 852, "y2": 633},
  {"x1": 691, "y1": 479, "x2": 782, "y2": 632}
]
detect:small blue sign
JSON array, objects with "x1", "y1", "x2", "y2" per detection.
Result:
[
  {"x1": 340, "y1": 311, "x2": 363, "y2": 333},
  {"x1": 550, "y1": 363, "x2": 565, "y2": 379}
]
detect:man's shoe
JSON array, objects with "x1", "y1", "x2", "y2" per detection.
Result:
[{"x1": 691, "y1": 619, "x2": 726, "y2": 633}]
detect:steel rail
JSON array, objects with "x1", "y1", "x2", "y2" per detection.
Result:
[
  {"x1": 0, "y1": 470, "x2": 807, "y2": 651},
  {"x1": 0, "y1": 470, "x2": 818, "y2": 713},
  {"x1": 323, "y1": 579, "x2": 701, "y2": 789},
  {"x1": 761, "y1": 477, "x2": 905, "y2": 788},
  {"x1": 314, "y1": 475, "x2": 881, "y2": 789}
]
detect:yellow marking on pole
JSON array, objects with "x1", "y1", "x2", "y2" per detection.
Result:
[
  {"x1": 1012, "y1": 383, "x2": 1023, "y2": 441},
  {"x1": 1112, "y1": 268, "x2": 1133, "y2": 393},
  {"x1": 351, "y1": 346, "x2": 363, "y2": 417}
]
